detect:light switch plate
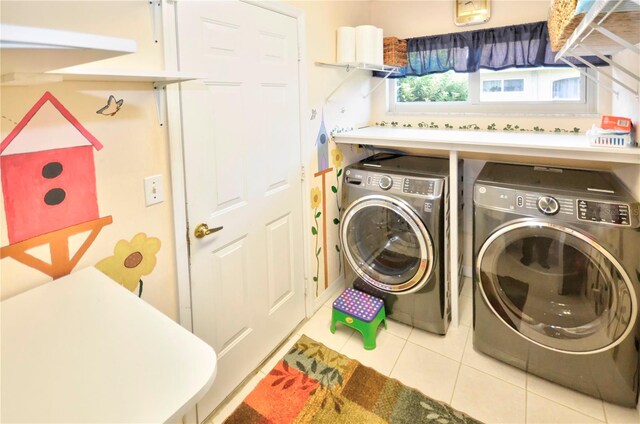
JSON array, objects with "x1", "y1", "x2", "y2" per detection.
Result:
[{"x1": 144, "y1": 175, "x2": 164, "y2": 206}]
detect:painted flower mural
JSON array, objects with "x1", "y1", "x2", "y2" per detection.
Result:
[
  {"x1": 311, "y1": 187, "x2": 322, "y2": 209},
  {"x1": 330, "y1": 146, "x2": 344, "y2": 273},
  {"x1": 310, "y1": 187, "x2": 322, "y2": 296},
  {"x1": 331, "y1": 146, "x2": 343, "y2": 169},
  {"x1": 96, "y1": 232, "x2": 161, "y2": 296}
]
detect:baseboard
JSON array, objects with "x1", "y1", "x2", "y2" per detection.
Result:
[{"x1": 310, "y1": 274, "x2": 345, "y2": 317}]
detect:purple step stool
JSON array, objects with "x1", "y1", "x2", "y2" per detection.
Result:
[{"x1": 330, "y1": 288, "x2": 386, "y2": 350}]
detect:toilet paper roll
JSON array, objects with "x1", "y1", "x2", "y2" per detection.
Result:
[
  {"x1": 336, "y1": 27, "x2": 356, "y2": 64},
  {"x1": 375, "y1": 27, "x2": 384, "y2": 66},
  {"x1": 355, "y1": 25, "x2": 378, "y2": 64}
]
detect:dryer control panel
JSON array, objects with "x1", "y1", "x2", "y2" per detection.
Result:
[
  {"x1": 516, "y1": 191, "x2": 575, "y2": 218},
  {"x1": 475, "y1": 184, "x2": 639, "y2": 227},
  {"x1": 577, "y1": 200, "x2": 631, "y2": 226}
]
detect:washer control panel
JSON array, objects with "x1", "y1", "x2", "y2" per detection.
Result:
[
  {"x1": 577, "y1": 199, "x2": 631, "y2": 226},
  {"x1": 345, "y1": 169, "x2": 444, "y2": 198}
]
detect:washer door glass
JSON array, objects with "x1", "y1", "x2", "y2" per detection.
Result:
[
  {"x1": 342, "y1": 196, "x2": 433, "y2": 293},
  {"x1": 477, "y1": 221, "x2": 635, "y2": 353}
]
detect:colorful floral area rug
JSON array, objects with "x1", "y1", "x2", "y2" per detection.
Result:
[{"x1": 224, "y1": 335, "x2": 482, "y2": 424}]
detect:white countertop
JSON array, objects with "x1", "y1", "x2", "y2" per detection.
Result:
[
  {"x1": 1, "y1": 267, "x2": 216, "y2": 423},
  {"x1": 334, "y1": 127, "x2": 640, "y2": 164}
]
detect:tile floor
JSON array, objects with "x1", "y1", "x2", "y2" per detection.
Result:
[{"x1": 208, "y1": 278, "x2": 640, "y2": 424}]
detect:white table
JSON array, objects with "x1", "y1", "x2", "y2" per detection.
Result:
[{"x1": 1, "y1": 267, "x2": 216, "y2": 423}]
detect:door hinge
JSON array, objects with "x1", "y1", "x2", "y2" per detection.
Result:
[{"x1": 300, "y1": 164, "x2": 306, "y2": 181}]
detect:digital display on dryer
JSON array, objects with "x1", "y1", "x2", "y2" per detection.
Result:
[
  {"x1": 577, "y1": 199, "x2": 630, "y2": 226},
  {"x1": 403, "y1": 178, "x2": 435, "y2": 195}
]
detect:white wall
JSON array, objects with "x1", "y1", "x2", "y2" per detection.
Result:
[
  {"x1": 611, "y1": 47, "x2": 640, "y2": 195},
  {"x1": 369, "y1": 0, "x2": 639, "y2": 274},
  {"x1": 2, "y1": 0, "x2": 636, "y2": 320},
  {"x1": 0, "y1": 0, "x2": 164, "y2": 71},
  {"x1": 286, "y1": 1, "x2": 372, "y2": 307},
  {"x1": 611, "y1": 48, "x2": 640, "y2": 141},
  {"x1": 0, "y1": 1, "x2": 179, "y2": 319},
  {"x1": 369, "y1": 0, "x2": 608, "y2": 132}
]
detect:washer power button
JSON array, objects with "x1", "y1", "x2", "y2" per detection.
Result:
[
  {"x1": 537, "y1": 196, "x2": 560, "y2": 215},
  {"x1": 379, "y1": 175, "x2": 393, "y2": 190}
]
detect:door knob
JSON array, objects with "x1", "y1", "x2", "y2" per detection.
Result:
[{"x1": 194, "y1": 223, "x2": 223, "y2": 239}]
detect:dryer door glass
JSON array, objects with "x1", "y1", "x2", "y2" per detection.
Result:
[
  {"x1": 477, "y1": 221, "x2": 636, "y2": 353},
  {"x1": 342, "y1": 196, "x2": 434, "y2": 293}
]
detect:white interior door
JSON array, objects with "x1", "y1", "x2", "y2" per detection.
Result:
[{"x1": 175, "y1": 1, "x2": 305, "y2": 420}]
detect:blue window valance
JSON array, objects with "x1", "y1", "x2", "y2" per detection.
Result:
[{"x1": 379, "y1": 21, "x2": 606, "y2": 78}]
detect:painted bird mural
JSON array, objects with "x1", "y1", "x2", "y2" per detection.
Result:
[{"x1": 96, "y1": 95, "x2": 124, "y2": 116}]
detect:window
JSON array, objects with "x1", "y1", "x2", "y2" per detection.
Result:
[
  {"x1": 483, "y1": 80, "x2": 502, "y2": 92},
  {"x1": 396, "y1": 72, "x2": 468, "y2": 103},
  {"x1": 481, "y1": 78, "x2": 524, "y2": 95},
  {"x1": 389, "y1": 67, "x2": 597, "y2": 115},
  {"x1": 503, "y1": 79, "x2": 524, "y2": 92},
  {"x1": 553, "y1": 77, "x2": 580, "y2": 100}
]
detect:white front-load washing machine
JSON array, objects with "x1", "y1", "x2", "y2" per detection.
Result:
[
  {"x1": 474, "y1": 162, "x2": 640, "y2": 406},
  {"x1": 340, "y1": 153, "x2": 462, "y2": 335}
]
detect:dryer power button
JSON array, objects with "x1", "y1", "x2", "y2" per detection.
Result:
[
  {"x1": 537, "y1": 196, "x2": 560, "y2": 215},
  {"x1": 379, "y1": 175, "x2": 393, "y2": 190}
]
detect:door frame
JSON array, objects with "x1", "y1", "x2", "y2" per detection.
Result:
[
  {"x1": 162, "y1": 2, "x2": 311, "y2": 420},
  {"x1": 164, "y1": 0, "x2": 311, "y2": 327}
]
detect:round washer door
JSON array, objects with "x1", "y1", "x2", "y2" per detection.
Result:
[
  {"x1": 477, "y1": 220, "x2": 636, "y2": 353},
  {"x1": 341, "y1": 194, "x2": 434, "y2": 293}
]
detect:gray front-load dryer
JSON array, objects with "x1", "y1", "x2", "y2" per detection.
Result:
[
  {"x1": 473, "y1": 162, "x2": 640, "y2": 407},
  {"x1": 340, "y1": 153, "x2": 462, "y2": 335}
]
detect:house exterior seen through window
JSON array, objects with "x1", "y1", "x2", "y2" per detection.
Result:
[
  {"x1": 482, "y1": 80, "x2": 502, "y2": 93},
  {"x1": 504, "y1": 79, "x2": 524, "y2": 92},
  {"x1": 390, "y1": 67, "x2": 596, "y2": 115},
  {"x1": 553, "y1": 77, "x2": 581, "y2": 99}
]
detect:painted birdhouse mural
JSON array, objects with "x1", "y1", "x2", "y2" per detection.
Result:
[
  {"x1": 0, "y1": 91, "x2": 112, "y2": 279},
  {"x1": 315, "y1": 112, "x2": 329, "y2": 172},
  {"x1": 311, "y1": 111, "x2": 334, "y2": 294}
]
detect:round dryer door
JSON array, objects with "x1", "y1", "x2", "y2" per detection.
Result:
[
  {"x1": 341, "y1": 194, "x2": 434, "y2": 293},
  {"x1": 477, "y1": 220, "x2": 637, "y2": 353}
]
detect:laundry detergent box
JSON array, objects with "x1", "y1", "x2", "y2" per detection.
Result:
[{"x1": 601, "y1": 115, "x2": 632, "y2": 132}]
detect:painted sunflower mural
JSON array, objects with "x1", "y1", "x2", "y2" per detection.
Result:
[{"x1": 96, "y1": 232, "x2": 161, "y2": 296}]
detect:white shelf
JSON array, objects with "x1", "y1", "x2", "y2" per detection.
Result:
[
  {"x1": 0, "y1": 24, "x2": 208, "y2": 88},
  {"x1": 554, "y1": 0, "x2": 640, "y2": 98},
  {"x1": 0, "y1": 24, "x2": 137, "y2": 75},
  {"x1": 555, "y1": 0, "x2": 640, "y2": 59},
  {"x1": 315, "y1": 61, "x2": 401, "y2": 102},
  {"x1": 315, "y1": 61, "x2": 400, "y2": 73},
  {"x1": 1, "y1": 69, "x2": 206, "y2": 86},
  {"x1": 333, "y1": 127, "x2": 640, "y2": 165},
  {"x1": 51, "y1": 69, "x2": 205, "y2": 85}
]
